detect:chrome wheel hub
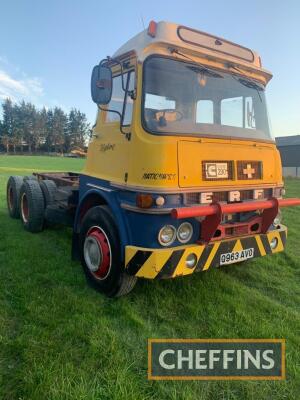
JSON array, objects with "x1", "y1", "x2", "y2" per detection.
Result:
[{"x1": 84, "y1": 236, "x2": 103, "y2": 272}]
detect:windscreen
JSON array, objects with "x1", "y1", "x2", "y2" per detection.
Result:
[{"x1": 143, "y1": 56, "x2": 272, "y2": 141}]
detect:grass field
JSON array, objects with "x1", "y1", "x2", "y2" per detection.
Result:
[{"x1": 0, "y1": 155, "x2": 299, "y2": 400}]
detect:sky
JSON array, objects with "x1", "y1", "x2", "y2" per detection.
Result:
[{"x1": 0, "y1": 0, "x2": 299, "y2": 137}]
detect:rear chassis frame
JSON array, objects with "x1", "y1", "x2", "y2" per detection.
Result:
[
  {"x1": 34, "y1": 172, "x2": 79, "y2": 188},
  {"x1": 33, "y1": 172, "x2": 79, "y2": 226}
]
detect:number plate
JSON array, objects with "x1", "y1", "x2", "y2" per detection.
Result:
[{"x1": 220, "y1": 248, "x2": 254, "y2": 265}]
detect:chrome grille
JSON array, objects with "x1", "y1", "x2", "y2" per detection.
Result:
[{"x1": 184, "y1": 188, "x2": 273, "y2": 205}]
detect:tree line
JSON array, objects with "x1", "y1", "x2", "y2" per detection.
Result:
[{"x1": 0, "y1": 98, "x2": 91, "y2": 154}]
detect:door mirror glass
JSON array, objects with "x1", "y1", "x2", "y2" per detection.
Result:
[{"x1": 91, "y1": 64, "x2": 112, "y2": 105}]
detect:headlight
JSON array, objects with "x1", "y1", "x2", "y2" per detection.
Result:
[
  {"x1": 270, "y1": 237, "x2": 278, "y2": 250},
  {"x1": 273, "y1": 210, "x2": 282, "y2": 226},
  {"x1": 177, "y1": 222, "x2": 193, "y2": 243},
  {"x1": 158, "y1": 225, "x2": 176, "y2": 246},
  {"x1": 185, "y1": 253, "x2": 197, "y2": 268}
]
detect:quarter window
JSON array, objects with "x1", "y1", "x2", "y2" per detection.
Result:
[
  {"x1": 106, "y1": 75, "x2": 124, "y2": 123},
  {"x1": 123, "y1": 72, "x2": 135, "y2": 126}
]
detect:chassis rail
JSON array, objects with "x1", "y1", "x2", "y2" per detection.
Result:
[{"x1": 34, "y1": 172, "x2": 79, "y2": 187}]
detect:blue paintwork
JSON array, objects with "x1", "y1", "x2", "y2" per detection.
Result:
[
  {"x1": 75, "y1": 174, "x2": 198, "y2": 260},
  {"x1": 124, "y1": 211, "x2": 199, "y2": 248},
  {"x1": 74, "y1": 175, "x2": 130, "y2": 253}
]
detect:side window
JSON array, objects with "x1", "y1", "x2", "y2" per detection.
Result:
[
  {"x1": 145, "y1": 94, "x2": 175, "y2": 110},
  {"x1": 196, "y1": 100, "x2": 214, "y2": 124},
  {"x1": 221, "y1": 96, "x2": 243, "y2": 127},
  {"x1": 123, "y1": 71, "x2": 135, "y2": 126},
  {"x1": 106, "y1": 75, "x2": 124, "y2": 123}
]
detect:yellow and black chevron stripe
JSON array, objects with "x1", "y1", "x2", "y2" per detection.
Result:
[{"x1": 125, "y1": 225, "x2": 287, "y2": 279}]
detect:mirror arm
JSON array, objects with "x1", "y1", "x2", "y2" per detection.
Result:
[
  {"x1": 98, "y1": 105, "x2": 122, "y2": 120},
  {"x1": 105, "y1": 56, "x2": 127, "y2": 92}
]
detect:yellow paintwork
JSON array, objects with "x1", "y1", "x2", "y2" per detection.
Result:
[
  {"x1": 178, "y1": 139, "x2": 282, "y2": 188},
  {"x1": 84, "y1": 39, "x2": 282, "y2": 192}
]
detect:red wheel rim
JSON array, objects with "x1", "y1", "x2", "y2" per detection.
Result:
[
  {"x1": 21, "y1": 193, "x2": 29, "y2": 223},
  {"x1": 84, "y1": 226, "x2": 111, "y2": 280}
]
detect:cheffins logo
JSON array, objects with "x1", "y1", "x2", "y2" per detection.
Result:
[{"x1": 148, "y1": 339, "x2": 285, "y2": 380}]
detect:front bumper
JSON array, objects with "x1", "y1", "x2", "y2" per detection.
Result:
[{"x1": 125, "y1": 224, "x2": 287, "y2": 279}]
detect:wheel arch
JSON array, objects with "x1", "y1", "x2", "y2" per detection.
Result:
[{"x1": 73, "y1": 189, "x2": 129, "y2": 261}]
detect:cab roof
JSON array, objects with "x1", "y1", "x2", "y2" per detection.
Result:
[{"x1": 113, "y1": 21, "x2": 272, "y2": 82}]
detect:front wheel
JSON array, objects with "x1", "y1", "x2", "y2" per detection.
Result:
[{"x1": 79, "y1": 206, "x2": 137, "y2": 297}]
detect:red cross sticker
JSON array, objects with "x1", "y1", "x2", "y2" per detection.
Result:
[{"x1": 243, "y1": 163, "x2": 255, "y2": 178}]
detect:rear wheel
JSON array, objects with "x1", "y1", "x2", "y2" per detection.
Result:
[
  {"x1": 7, "y1": 176, "x2": 23, "y2": 218},
  {"x1": 23, "y1": 175, "x2": 38, "y2": 181},
  {"x1": 40, "y1": 180, "x2": 57, "y2": 207},
  {"x1": 79, "y1": 206, "x2": 137, "y2": 297},
  {"x1": 19, "y1": 180, "x2": 45, "y2": 232}
]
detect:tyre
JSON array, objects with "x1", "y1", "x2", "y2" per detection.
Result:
[
  {"x1": 79, "y1": 206, "x2": 137, "y2": 297},
  {"x1": 40, "y1": 180, "x2": 57, "y2": 207},
  {"x1": 23, "y1": 175, "x2": 38, "y2": 181},
  {"x1": 19, "y1": 180, "x2": 45, "y2": 232},
  {"x1": 7, "y1": 176, "x2": 23, "y2": 218}
]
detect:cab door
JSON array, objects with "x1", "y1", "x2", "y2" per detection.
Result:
[{"x1": 85, "y1": 66, "x2": 135, "y2": 185}]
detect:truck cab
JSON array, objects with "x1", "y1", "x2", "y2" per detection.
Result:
[
  {"x1": 8, "y1": 21, "x2": 300, "y2": 297},
  {"x1": 81, "y1": 21, "x2": 288, "y2": 291}
]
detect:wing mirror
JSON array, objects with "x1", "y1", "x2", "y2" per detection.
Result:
[{"x1": 91, "y1": 63, "x2": 112, "y2": 105}]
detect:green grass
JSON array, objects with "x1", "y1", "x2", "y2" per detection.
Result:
[
  {"x1": 0, "y1": 155, "x2": 86, "y2": 173},
  {"x1": 0, "y1": 155, "x2": 299, "y2": 400}
]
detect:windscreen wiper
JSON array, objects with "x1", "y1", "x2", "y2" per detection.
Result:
[
  {"x1": 169, "y1": 48, "x2": 223, "y2": 78},
  {"x1": 229, "y1": 65, "x2": 264, "y2": 102},
  {"x1": 238, "y1": 77, "x2": 264, "y2": 91},
  {"x1": 238, "y1": 77, "x2": 263, "y2": 102}
]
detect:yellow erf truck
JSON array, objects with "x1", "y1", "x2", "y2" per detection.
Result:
[{"x1": 7, "y1": 21, "x2": 300, "y2": 297}]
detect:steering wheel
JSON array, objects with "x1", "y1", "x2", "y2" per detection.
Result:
[{"x1": 156, "y1": 109, "x2": 184, "y2": 122}]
